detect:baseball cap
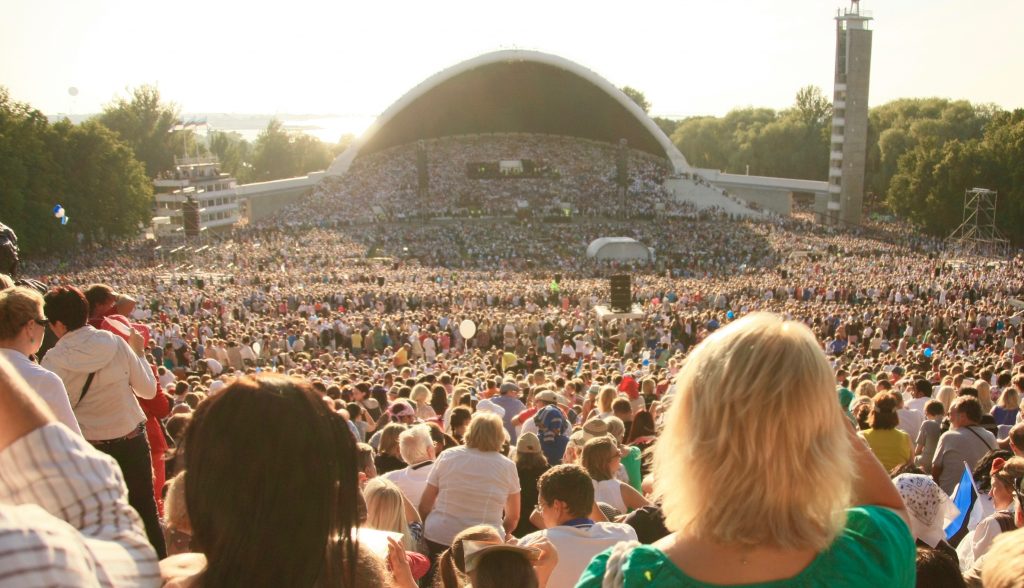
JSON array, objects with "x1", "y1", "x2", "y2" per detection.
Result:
[
  {"x1": 499, "y1": 381, "x2": 520, "y2": 395},
  {"x1": 516, "y1": 432, "x2": 542, "y2": 454},
  {"x1": 534, "y1": 390, "x2": 558, "y2": 404}
]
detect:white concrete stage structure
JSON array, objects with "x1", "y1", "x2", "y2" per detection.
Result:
[{"x1": 586, "y1": 237, "x2": 652, "y2": 262}]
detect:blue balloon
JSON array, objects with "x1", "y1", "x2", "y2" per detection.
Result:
[
  {"x1": 641, "y1": 358, "x2": 650, "y2": 367},
  {"x1": 53, "y1": 204, "x2": 63, "y2": 215},
  {"x1": 923, "y1": 347, "x2": 933, "y2": 358},
  {"x1": 726, "y1": 310, "x2": 735, "y2": 319}
]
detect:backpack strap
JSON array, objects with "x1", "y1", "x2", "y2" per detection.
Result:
[
  {"x1": 74, "y1": 372, "x2": 96, "y2": 409},
  {"x1": 994, "y1": 510, "x2": 1016, "y2": 533}
]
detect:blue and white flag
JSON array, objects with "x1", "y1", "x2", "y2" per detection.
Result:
[{"x1": 944, "y1": 463, "x2": 979, "y2": 547}]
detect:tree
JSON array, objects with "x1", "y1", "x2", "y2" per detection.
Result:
[
  {"x1": 0, "y1": 88, "x2": 59, "y2": 254},
  {"x1": 0, "y1": 87, "x2": 152, "y2": 254},
  {"x1": 652, "y1": 117, "x2": 680, "y2": 138},
  {"x1": 208, "y1": 130, "x2": 254, "y2": 182},
  {"x1": 50, "y1": 120, "x2": 152, "y2": 244},
  {"x1": 620, "y1": 86, "x2": 651, "y2": 114},
  {"x1": 96, "y1": 85, "x2": 188, "y2": 178},
  {"x1": 793, "y1": 85, "x2": 832, "y2": 127},
  {"x1": 252, "y1": 119, "x2": 296, "y2": 181}
]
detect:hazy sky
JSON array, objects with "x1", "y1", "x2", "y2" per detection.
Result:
[{"x1": 3, "y1": 0, "x2": 1021, "y2": 130}]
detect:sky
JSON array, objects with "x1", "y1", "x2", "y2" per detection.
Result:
[{"x1": 2, "y1": 0, "x2": 1022, "y2": 137}]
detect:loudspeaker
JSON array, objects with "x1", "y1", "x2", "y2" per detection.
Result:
[
  {"x1": 182, "y1": 197, "x2": 200, "y2": 238},
  {"x1": 416, "y1": 140, "x2": 428, "y2": 196},
  {"x1": 616, "y1": 138, "x2": 629, "y2": 188},
  {"x1": 610, "y1": 274, "x2": 631, "y2": 312}
]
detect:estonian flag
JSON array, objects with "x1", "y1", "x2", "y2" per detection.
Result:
[{"x1": 944, "y1": 462, "x2": 979, "y2": 547}]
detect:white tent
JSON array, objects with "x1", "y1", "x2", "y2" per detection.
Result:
[{"x1": 586, "y1": 237, "x2": 652, "y2": 262}]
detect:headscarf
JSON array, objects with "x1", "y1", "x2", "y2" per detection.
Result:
[
  {"x1": 893, "y1": 473, "x2": 959, "y2": 548},
  {"x1": 534, "y1": 405, "x2": 569, "y2": 466}
]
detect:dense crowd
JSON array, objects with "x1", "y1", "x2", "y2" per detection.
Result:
[
  {"x1": 1, "y1": 166, "x2": 1024, "y2": 587},
  {"x1": 288, "y1": 134, "x2": 699, "y2": 225}
]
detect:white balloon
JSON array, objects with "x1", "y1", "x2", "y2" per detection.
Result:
[
  {"x1": 459, "y1": 319, "x2": 477, "y2": 340},
  {"x1": 55, "y1": 208, "x2": 66, "y2": 218},
  {"x1": 68, "y1": 87, "x2": 78, "y2": 96}
]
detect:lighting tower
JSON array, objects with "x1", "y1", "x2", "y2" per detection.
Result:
[{"x1": 825, "y1": 0, "x2": 872, "y2": 227}]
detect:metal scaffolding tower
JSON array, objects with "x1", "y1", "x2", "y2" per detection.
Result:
[{"x1": 945, "y1": 188, "x2": 1009, "y2": 258}]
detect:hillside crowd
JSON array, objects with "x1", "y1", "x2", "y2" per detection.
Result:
[{"x1": 1, "y1": 168, "x2": 1024, "y2": 588}]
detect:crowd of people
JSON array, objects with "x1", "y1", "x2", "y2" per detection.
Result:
[
  {"x1": 292, "y1": 134, "x2": 695, "y2": 225},
  {"x1": 1, "y1": 158, "x2": 1024, "y2": 587}
]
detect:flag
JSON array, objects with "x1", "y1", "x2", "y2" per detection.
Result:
[{"x1": 944, "y1": 463, "x2": 979, "y2": 547}]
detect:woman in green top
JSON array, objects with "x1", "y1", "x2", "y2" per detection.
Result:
[{"x1": 577, "y1": 313, "x2": 915, "y2": 587}]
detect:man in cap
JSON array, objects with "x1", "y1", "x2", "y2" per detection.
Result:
[{"x1": 493, "y1": 378, "x2": 526, "y2": 443}]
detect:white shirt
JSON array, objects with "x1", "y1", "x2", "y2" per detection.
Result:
[
  {"x1": 593, "y1": 479, "x2": 627, "y2": 513},
  {"x1": 0, "y1": 349, "x2": 82, "y2": 435},
  {"x1": 41, "y1": 326, "x2": 157, "y2": 441},
  {"x1": 519, "y1": 522, "x2": 637, "y2": 588},
  {"x1": 897, "y1": 408, "x2": 925, "y2": 442},
  {"x1": 382, "y1": 461, "x2": 434, "y2": 507},
  {"x1": 0, "y1": 424, "x2": 159, "y2": 586},
  {"x1": 424, "y1": 447, "x2": 520, "y2": 545}
]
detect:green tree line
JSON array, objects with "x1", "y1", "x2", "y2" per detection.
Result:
[
  {"x1": 664, "y1": 91, "x2": 1023, "y2": 241},
  {"x1": 1, "y1": 85, "x2": 346, "y2": 253}
]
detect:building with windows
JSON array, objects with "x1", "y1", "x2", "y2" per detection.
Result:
[{"x1": 153, "y1": 155, "x2": 241, "y2": 236}]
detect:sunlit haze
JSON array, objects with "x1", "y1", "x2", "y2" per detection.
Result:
[{"x1": 3, "y1": 0, "x2": 1021, "y2": 139}]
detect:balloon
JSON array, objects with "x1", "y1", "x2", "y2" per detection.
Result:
[
  {"x1": 61, "y1": 216, "x2": 69, "y2": 226},
  {"x1": 726, "y1": 310, "x2": 735, "y2": 319},
  {"x1": 641, "y1": 358, "x2": 650, "y2": 367},
  {"x1": 923, "y1": 347, "x2": 933, "y2": 358},
  {"x1": 53, "y1": 204, "x2": 65, "y2": 218},
  {"x1": 459, "y1": 319, "x2": 476, "y2": 340},
  {"x1": 68, "y1": 87, "x2": 78, "y2": 97}
]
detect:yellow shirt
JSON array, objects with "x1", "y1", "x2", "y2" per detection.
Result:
[{"x1": 860, "y1": 428, "x2": 912, "y2": 472}]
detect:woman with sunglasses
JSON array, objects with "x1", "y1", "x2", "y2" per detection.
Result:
[{"x1": 0, "y1": 286, "x2": 81, "y2": 434}]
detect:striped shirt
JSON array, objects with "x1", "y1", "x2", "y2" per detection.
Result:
[{"x1": 0, "y1": 423, "x2": 160, "y2": 587}]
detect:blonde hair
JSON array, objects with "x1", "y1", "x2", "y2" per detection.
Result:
[
  {"x1": 464, "y1": 412, "x2": 505, "y2": 453},
  {"x1": 981, "y1": 527, "x2": 1024, "y2": 588},
  {"x1": 975, "y1": 381, "x2": 994, "y2": 414},
  {"x1": 653, "y1": 313, "x2": 853, "y2": 551},
  {"x1": 997, "y1": 386, "x2": 1020, "y2": 411},
  {"x1": 363, "y1": 478, "x2": 414, "y2": 551},
  {"x1": 411, "y1": 383, "x2": 431, "y2": 404},
  {"x1": 0, "y1": 286, "x2": 44, "y2": 340},
  {"x1": 597, "y1": 385, "x2": 617, "y2": 414},
  {"x1": 935, "y1": 385, "x2": 956, "y2": 414},
  {"x1": 855, "y1": 379, "x2": 876, "y2": 398},
  {"x1": 164, "y1": 472, "x2": 190, "y2": 533}
]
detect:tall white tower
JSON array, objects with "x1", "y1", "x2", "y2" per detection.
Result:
[{"x1": 825, "y1": 0, "x2": 873, "y2": 227}]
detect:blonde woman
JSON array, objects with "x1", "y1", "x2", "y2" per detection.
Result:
[
  {"x1": 364, "y1": 477, "x2": 422, "y2": 552},
  {"x1": 443, "y1": 386, "x2": 471, "y2": 432},
  {"x1": 411, "y1": 384, "x2": 437, "y2": 420},
  {"x1": 992, "y1": 385, "x2": 1020, "y2": 426},
  {"x1": 578, "y1": 313, "x2": 914, "y2": 587},
  {"x1": 420, "y1": 413, "x2": 520, "y2": 565},
  {"x1": 935, "y1": 385, "x2": 957, "y2": 414}
]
